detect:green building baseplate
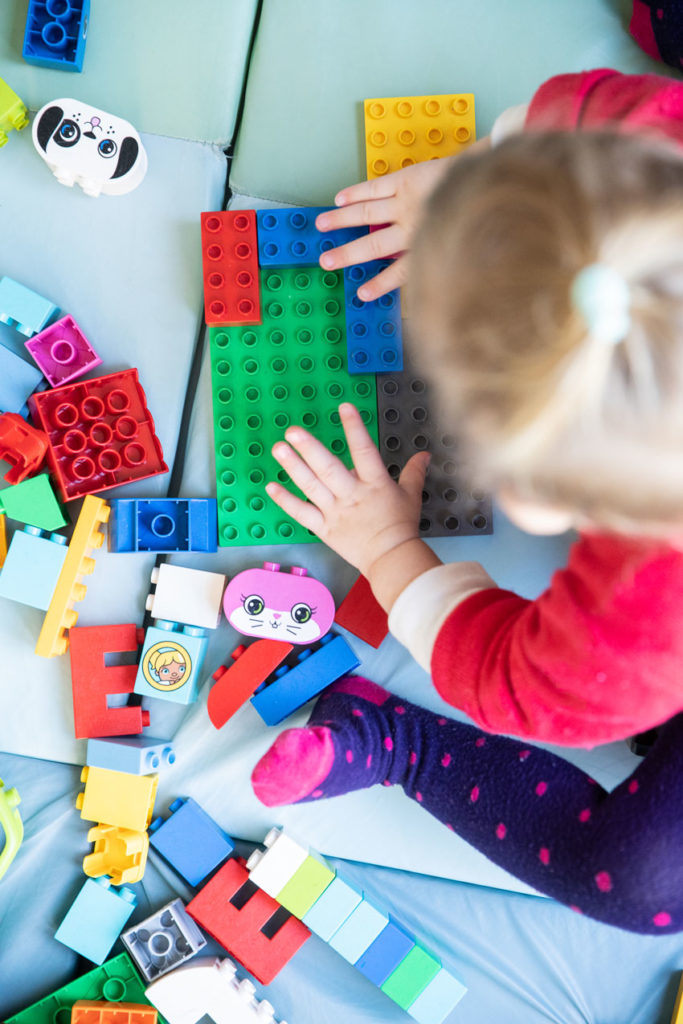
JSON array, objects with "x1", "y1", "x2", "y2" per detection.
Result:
[{"x1": 210, "y1": 266, "x2": 378, "y2": 547}]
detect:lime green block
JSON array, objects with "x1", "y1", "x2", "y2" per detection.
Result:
[
  {"x1": 381, "y1": 944, "x2": 442, "y2": 1010},
  {"x1": 0, "y1": 472, "x2": 67, "y2": 531},
  {"x1": 276, "y1": 854, "x2": 336, "y2": 919}
]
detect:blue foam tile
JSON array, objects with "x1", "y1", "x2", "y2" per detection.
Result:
[
  {"x1": 0, "y1": 526, "x2": 67, "y2": 610},
  {"x1": 355, "y1": 921, "x2": 415, "y2": 987},
  {"x1": 303, "y1": 875, "x2": 363, "y2": 941},
  {"x1": 328, "y1": 898, "x2": 389, "y2": 963},
  {"x1": 149, "y1": 796, "x2": 234, "y2": 887},
  {"x1": 343, "y1": 261, "x2": 402, "y2": 374},
  {"x1": 407, "y1": 967, "x2": 468, "y2": 1024},
  {"x1": 54, "y1": 877, "x2": 137, "y2": 964},
  {"x1": 23, "y1": 0, "x2": 90, "y2": 71},
  {"x1": 256, "y1": 206, "x2": 367, "y2": 267}
]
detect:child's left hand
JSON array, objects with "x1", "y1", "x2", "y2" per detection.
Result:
[{"x1": 266, "y1": 403, "x2": 430, "y2": 581}]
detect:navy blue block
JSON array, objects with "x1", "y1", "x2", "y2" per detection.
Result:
[
  {"x1": 109, "y1": 498, "x2": 218, "y2": 553},
  {"x1": 344, "y1": 261, "x2": 403, "y2": 374},
  {"x1": 257, "y1": 207, "x2": 367, "y2": 267},
  {"x1": 355, "y1": 921, "x2": 415, "y2": 987},
  {"x1": 23, "y1": 0, "x2": 90, "y2": 72}
]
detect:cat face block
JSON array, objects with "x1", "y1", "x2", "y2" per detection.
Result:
[
  {"x1": 32, "y1": 98, "x2": 147, "y2": 197},
  {"x1": 223, "y1": 562, "x2": 335, "y2": 645}
]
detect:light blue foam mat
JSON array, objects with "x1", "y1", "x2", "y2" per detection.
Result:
[{"x1": 1, "y1": 749, "x2": 682, "y2": 1023}]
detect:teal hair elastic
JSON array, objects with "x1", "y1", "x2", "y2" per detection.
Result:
[{"x1": 570, "y1": 263, "x2": 631, "y2": 345}]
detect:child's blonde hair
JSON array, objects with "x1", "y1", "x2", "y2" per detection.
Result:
[
  {"x1": 410, "y1": 132, "x2": 683, "y2": 534},
  {"x1": 150, "y1": 648, "x2": 186, "y2": 671}
]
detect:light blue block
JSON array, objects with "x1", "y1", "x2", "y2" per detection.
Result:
[
  {"x1": 355, "y1": 921, "x2": 415, "y2": 986},
  {"x1": 328, "y1": 898, "x2": 389, "y2": 963},
  {"x1": 303, "y1": 875, "x2": 363, "y2": 941},
  {"x1": 0, "y1": 345, "x2": 43, "y2": 414},
  {"x1": 149, "y1": 797, "x2": 234, "y2": 888},
  {"x1": 86, "y1": 736, "x2": 176, "y2": 775},
  {"x1": 0, "y1": 526, "x2": 67, "y2": 609},
  {"x1": 55, "y1": 877, "x2": 137, "y2": 964},
  {"x1": 0, "y1": 277, "x2": 58, "y2": 338},
  {"x1": 407, "y1": 967, "x2": 468, "y2": 1024},
  {"x1": 134, "y1": 619, "x2": 208, "y2": 705}
]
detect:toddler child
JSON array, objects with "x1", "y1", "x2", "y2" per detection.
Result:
[{"x1": 252, "y1": 71, "x2": 683, "y2": 933}]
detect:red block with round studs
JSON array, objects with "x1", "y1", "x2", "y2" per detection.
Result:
[{"x1": 201, "y1": 211, "x2": 261, "y2": 326}]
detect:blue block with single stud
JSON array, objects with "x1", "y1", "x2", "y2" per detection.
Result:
[
  {"x1": 355, "y1": 920, "x2": 415, "y2": 987},
  {"x1": 0, "y1": 345, "x2": 44, "y2": 414},
  {"x1": 406, "y1": 967, "x2": 468, "y2": 1024},
  {"x1": 0, "y1": 526, "x2": 68, "y2": 609},
  {"x1": 109, "y1": 498, "x2": 218, "y2": 553},
  {"x1": 256, "y1": 206, "x2": 367, "y2": 267},
  {"x1": 0, "y1": 277, "x2": 58, "y2": 338},
  {"x1": 149, "y1": 796, "x2": 234, "y2": 887},
  {"x1": 343, "y1": 261, "x2": 402, "y2": 374},
  {"x1": 328, "y1": 898, "x2": 389, "y2": 963},
  {"x1": 303, "y1": 875, "x2": 363, "y2": 941},
  {"x1": 55, "y1": 877, "x2": 137, "y2": 964},
  {"x1": 250, "y1": 633, "x2": 360, "y2": 725},
  {"x1": 86, "y1": 736, "x2": 176, "y2": 775},
  {"x1": 23, "y1": 0, "x2": 90, "y2": 71}
]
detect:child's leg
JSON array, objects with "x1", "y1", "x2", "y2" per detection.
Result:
[{"x1": 252, "y1": 677, "x2": 683, "y2": 935}]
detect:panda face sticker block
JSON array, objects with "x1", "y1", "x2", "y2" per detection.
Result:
[{"x1": 32, "y1": 98, "x2": 147, "y2": 197}]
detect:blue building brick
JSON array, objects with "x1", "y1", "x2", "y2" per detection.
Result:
[
  {"x1": 355, "y1": 920, "x2": 415, "y2": 987},
  {"x1": 55, "y1": 877, "x2": 137, "y2": 964},
  {"x1": 86, "y1": 736, "x2": 176, "y2": 775},
  {"x1": 23, "y1": 0, "x2": 90, "y2": 72},
  {"x1": 344, "y1": 261, "x2": 403, "y2": 373},
  {"x1": 0, "y1": 277, "x2": 58, "y2": 338},
  {"x1": 109, "y1": 497, "x2": 218, "y2": 553},
  {"x1": 256, "y1": 206, "x2": 367, "y2": 267},
  {"x1": 0, "y1": 526, "x2": 67, "y2": 610},
  {"x1": 149, "y1": 796, "x2": 234, "y2": 887},
  {"x1": 134, "y1": 620, "x2": 209, "y2": 706}
]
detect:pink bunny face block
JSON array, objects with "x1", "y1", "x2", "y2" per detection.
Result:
[{"x1": 223, "y1": 562, "x2": 335, "y2": 644}]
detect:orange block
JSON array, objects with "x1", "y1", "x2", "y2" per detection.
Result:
[{"x1": 71, "y1": 1001, "x2": 157, "y2": 1024}]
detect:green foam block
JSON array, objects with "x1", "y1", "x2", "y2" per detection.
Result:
[
  {"x1": 0, "y1": 472, "x2": 66, "y2": 530},
  {"x1": 381, "y1": 944, "x2": 442, "y2": 1010}
]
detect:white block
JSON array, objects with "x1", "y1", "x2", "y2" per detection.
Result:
[
  {"x1": 146, "y1": 956, "x2": 287, "y2": 1024},
  {"x1": 246, "y1": 827, "x2": 309, "y2": 898},
  {"x1": 145, "y1": 563, "x2": 226, "y2": 629}
]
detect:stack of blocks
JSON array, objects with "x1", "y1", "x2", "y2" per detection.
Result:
[{"x1": 246, "y1": 828, "x2": 467, "y2": 1023}]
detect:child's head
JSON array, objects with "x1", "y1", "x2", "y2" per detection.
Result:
[
  {"x1": 150, "y1": 648, "x2": 186, "y2": 684},
  {"x1": 410, "y1": 132, "x2": 683, "y2": 536}
]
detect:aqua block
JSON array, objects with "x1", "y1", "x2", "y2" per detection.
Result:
[
  {"x1": 328, "y1": 898, "x2": 389, "y2": 963},
  {"x1": 0, "y1": 277, "x2": 58, "y2": 338},
  {"x1": 355, "y1": 921, "x2": 415, "y2": 987},
  {"x1": 23, "y1": 0, "x2": 90, "y2": 71},
  {"x1": 303, "y1": 875, "x2": 363, "y2": 941},
  {"x1": 0, "y1": 345, "x2": 43, "y2": 415},
  {"x1": 149, "y1": 796, "x2": 234, "y2": 887},
  {"x1": 407, "y1": 967, "x2": 468, "y2": 1024},
  {"x1": 0, "y1": 525, "x2": 67, "y2": 609},
  {"x1": 134, "y1": 619, "x2": 208, "y2": 705},
  {"x1": 86, "y1": 736, "x2": 176, "y2": 775},
  {"x1": 0, "y1": 472, "x2": 66, "y2": 531},
  {"x1": 257, "y1": 206, "x2": 367, "y2": 266},
  {"x1": 210, "y1": 265, "x2": 377, "y2": 547},
  {"x1": 109, "y1": 497, "x2": 218, "y2": 553},
  {"x1": 55, "y1": 877, "x2": 137, "y2": 964},
  {"x1": 344, "y1": 261, "x2": 403, "y2": 374}
]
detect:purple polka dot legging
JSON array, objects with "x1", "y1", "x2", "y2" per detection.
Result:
[{"x1": 253, "y1": 677, "x2": 683, "y2": 934}]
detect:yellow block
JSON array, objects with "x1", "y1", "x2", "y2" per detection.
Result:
[
  {"x1": 364, "y1": 93, "x2": 475, "y2": 179},
  {"x1": 0, "y1": 513, "x2": 7, "y2": 569},
  {"x1": 83, "y1": 822, "x2": 150, "y2": 885},
  {"x1": 36, "y1": 495, "x2": 109, "y2": 658},
  {"x1": 76, "y1": 766, "x2": 158, "y2": 832},
  {"x1": 672, "y1": 972, "x2": 683, "y2": 1024}
]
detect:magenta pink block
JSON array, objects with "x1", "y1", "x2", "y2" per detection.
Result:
[{"x1": 25, "y1": 315, "x2": 102, "y2": 387}]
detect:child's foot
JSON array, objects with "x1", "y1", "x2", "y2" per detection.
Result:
[{"x1": 251, "y1": 676, "x2": 394, "y2": 807}]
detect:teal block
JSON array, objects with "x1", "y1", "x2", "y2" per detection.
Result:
[
  {"x1": 407, "y1": 967, "x2": 468, "y2": 1024},
  {"x1": 55, "y1": 877, "x2": 137, "y2": 964},
  {"x1": 134, "y1": 619, "x2": 208, "y2": 705},
  {"x1": 0, "y1": 526, "x2": 67, "y2": 609},
  {"x1": 328, "y1": 898, "x2": 388, "y2": 963},
  {"x1": 0, "y1": 276, "x2": 58, "y2": 337},
  {"x1": 303, "y1": 875, "x2": 363, "y2": 941}
]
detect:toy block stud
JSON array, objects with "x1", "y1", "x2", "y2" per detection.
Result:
[
  {"x1": 381, "y1": 945, "x2": 442, "y2": 1010},
  {"x1": 76, "y1": 765, "x2": 158, "y2": 832},
  {"x1": 122, "y1": 898, "x2": 207, "y2": 982},
  {"x1": 250, "y1": 633, "x2": 360, "y2": 726},
  {"x1": 355, "y1": 921, "x2": 415, "y2": 987},
  {"x1": 0, "y1": 778, "x2": 23, "y2": 881},
  {"x1": 108, "y1": 497, "x2": 218, "y2": 553},
  {"x1": 71, "y1": 1002, "x2": 157, "y2": 1024},
  {"x1": 0, "y1": 412, "x2": 49, "y2": 483},
  {"x1": 344, "y1": 261, "x2": 403, "y2": 373},
  {"x1": 302, "y1": 875, "x2": 363, "y2": 941},
  {"x1": 70, "y1": 623, "x2": 150, "y2": 739},
  {"x1": 274, "y1": 854, "x2": 336, "y2": 919},
  {"x1": 201, "y1": 211, "x2": 261, "y2": 326},
  {"x1": 36, "y1": 495, "x2": 110, "y2": 657},
  {"x1": 23, "y1": 0, "x2": 90, "y2": 72},
  {"x1": 0, "y1": 525, "x2": 68, "y2": 610},
  {"x1": 148, "y1": 796, "x2": 234, "y2": 887},
  {"x1": 55, "y1": 877, "x2": 137, "y2": 964},
  {"x1": 134, "y1": 619, "x2": 209, "y2": 706},
  {"x1": 0, "y1": 472, "x2": 67, "y2": 531},
  {"x1": 25, "y1": 315, "x2": 102, "y2": 386},
  {"x1": 186, "y1": 857, "x2": 310, "y2": 984},
  {"x1": 0, "y1": 76, "x2": 29, "y2": 147},
  {"x1": 145, "y1": 562, "x2": 226, "y2": 630},
  {"x1": 86, "y1": 736, "x2": 176, "y2": 774},
  {"x1": 246, "y1": 827, "x2": 309, "y2": 898},
  {"x1": 335, "y1": 573, "x2": 389, "y2": 648},
  {"x1": 256, "y1": 206, "x2": 368, "y2": 267},
  {"x1": 208, "y1": 639, "x2": 293, "y2": 729},
  {"x1": 364, "y1": 94, "x2": 476, "y2": 179},
  {"x1": 0, "y1": 276, "x2": 58, "y2": 338},
  {"x1": 406, "y1": 967, "x2": 468, "y2": 1024},
  {"x1": 222, "y1": 562, "x2": 335, "y2": 643},
  {"x1": 83, "y1": 823, "x2": 149, "y2": 885},
  {"x1": 328, "y1": 899, "x2": 389, "y2": 963},
  {"x1": 28, "y1": 369, "x2": 167, "y2": 503}
]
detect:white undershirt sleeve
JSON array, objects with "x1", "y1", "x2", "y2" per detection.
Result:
[{"x1": 490, "y1": 103, "x2": 530, "y2": 147}]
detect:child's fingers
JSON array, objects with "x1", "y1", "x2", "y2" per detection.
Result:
[
  {"x1": 265, "y1": 481, "x2": 325, "y2": 534},
  {"x1": 271, "y1": 441, "x2": 336, "y2": 511},
  {"x1": 282, "y1": 427, "x2": 356, "y2": 498},
  {"x1": 333, "y1": 176, "x2": 399, "y2": 209},
  {"x1": 339, "y1": 404, "x2": 388, "y2": 483},
  {"x1": 352, "y1": 256, "x2": 409, "y2": 302},
  {"x1": 316, "y1": 197, "x2": 397, "y2": 233},
  {"x1": 398, "y1": 451, "x2": 431, "y2": 503},
  {"x1": 319, "y1": 224, "x2": 405, "y2": 273}
]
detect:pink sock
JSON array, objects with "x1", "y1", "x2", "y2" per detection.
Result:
[{"x1": 251, "y1": 726, "x2": 336, "y2": 807}]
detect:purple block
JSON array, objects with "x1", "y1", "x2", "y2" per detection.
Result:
[{"x1": 25, "y1": 315, "x2": 101, "y2": 386}]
